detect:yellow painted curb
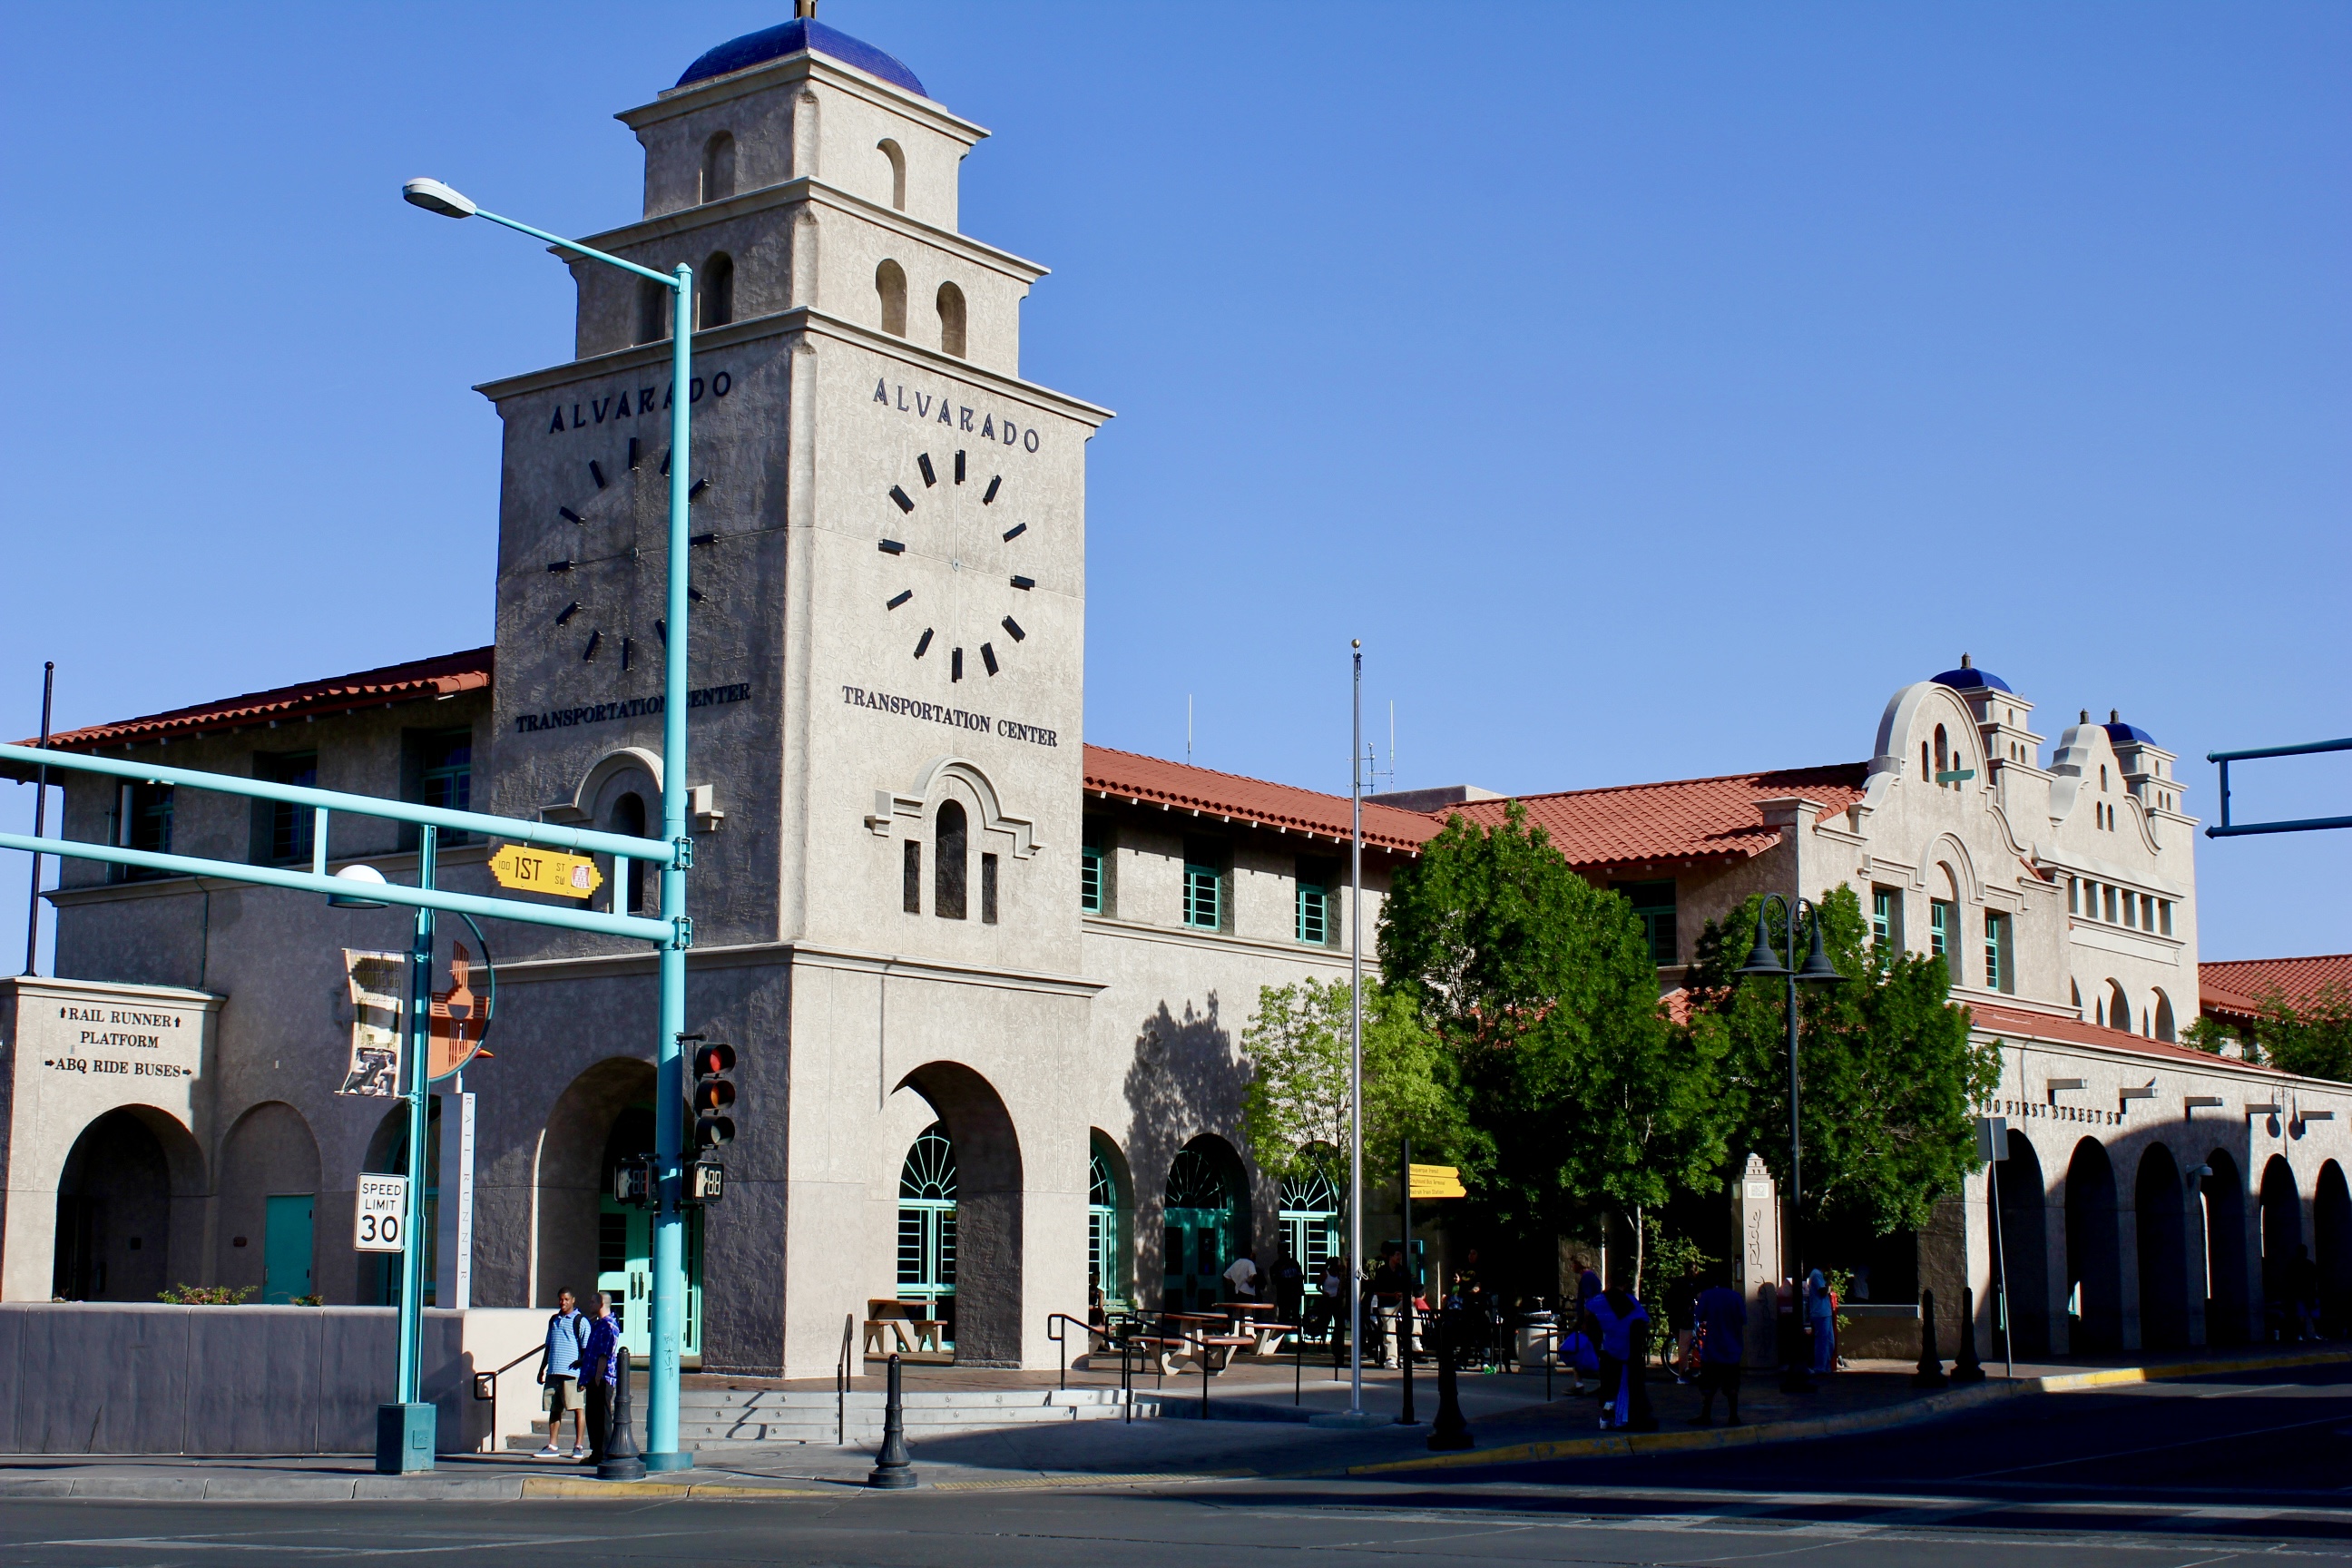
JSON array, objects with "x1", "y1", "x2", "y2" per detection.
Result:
[
  {"x1": 518, "y1": 1476, "x2": 831, "y2": 1499},
  {"x1": 1348, "y1": 1348, "x2": 2352, "y2": 1476},
  {"x1": 931, "y1": 1469, "x2": 1256, "y2": 1493}
]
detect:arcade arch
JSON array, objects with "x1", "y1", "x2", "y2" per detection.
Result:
[
  {"x1": 895, "y1": 1062, "x2": 1024, "y2": 1365},
  {"x1": 2201, "y1": 1150, "x2": 2250, "y2": 1344},
  {"x1": 2317, "y1": 1161, "x2": 2352, "y2": 1336},
  {"x1": 52, "y1": 1106, "x2": 204, "y2": 1302},
  {"x1": 2064, "y1": 1137, "x2": 2122, "y2": 1352},
  {"x1": 2261, "y1": 1155, "x2": 2305, "y2": 1335},
  {"x1": 1993, "y1": 1134, "x2": 2050, "y2": 1356},
  {"x1": 2134, "y1": 1142, "x2": 2189, "y2": 1350}
]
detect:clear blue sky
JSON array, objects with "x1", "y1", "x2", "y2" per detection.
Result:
[{"x1": 2, "y1": 3, "x2": 2346, "y2": 970}]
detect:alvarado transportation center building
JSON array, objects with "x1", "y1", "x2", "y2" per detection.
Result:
[{"x1": 5, "y1": 15, "x2": 2348, "y2": 1380}]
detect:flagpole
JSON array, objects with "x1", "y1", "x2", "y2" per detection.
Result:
[{"x1": 1348, "y1": 638, "x2": 1365, "y2": 1416}]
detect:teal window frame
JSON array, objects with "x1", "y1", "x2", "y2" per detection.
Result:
[
  {"x1": 1984, "y1": 910, "x2": 2014, "y2": 994},
  {"x1": 417, "y1": 729, "x2": 475, "y2": 846},
  {"x1": 1296, "y1": 882, "x2": 1328, "y2": 946},
  {"x1": 1871, "y1": 886, "x2": 1901, "y2": 950},
  {"x1": 1081, "y1": 845, "x2": 1103, "y2": 914},
  {"x1": 264, "y1": 752, "x2": 319, "y2": 866},
  {"x1": 116, "y1": 781, "x2": 175, "y2": 883},
  {"x1": 1182, "y1": 863, "x2": 1221, "y2": 930},
  {"x1": 1611, "y1": 879, "x2": 1677, "y2": 965}
]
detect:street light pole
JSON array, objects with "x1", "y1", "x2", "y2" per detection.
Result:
[
  {"x1": 404, "y1": 179, "x2": 694, "y2": 1471},
  {"x1": 1348, "y1": 639, "x2": 1365, "y2": 1418}
]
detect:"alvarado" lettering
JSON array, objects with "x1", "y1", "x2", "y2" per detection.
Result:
[
  {"x1": 841, "y1": 684, "x2": 1058, "y2": 748},
  {"x1": 514, "y1": 682, "x2": 752, "y2": 735}
]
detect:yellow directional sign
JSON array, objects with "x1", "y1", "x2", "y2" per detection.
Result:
[
  {"x1": 488, "y1": 843, "x2": 603, "y2": 900},
  {"x1": 1408, "y1": 1162, "x2": 1466, "y2": 1199}
]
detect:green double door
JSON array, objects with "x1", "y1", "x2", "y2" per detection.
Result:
[
  {"x1": 596, "y1": 1198, "x2": 704, "y2": 1364},
  {"x1": 1163, "y1": 1209, "x2": 1231, "y2": 1312}
]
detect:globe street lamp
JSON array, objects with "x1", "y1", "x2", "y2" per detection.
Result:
[
  {"x1": 405, "y1": 179, "x2": 697, "y2": 1471},
  {"x1": 1735, "y1": 892, "x2": 1844, "y2": 1393}
]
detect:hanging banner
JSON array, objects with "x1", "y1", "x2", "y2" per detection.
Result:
[{"x1": 338, "y1": 949, "x2": 406, "y2": 1096}]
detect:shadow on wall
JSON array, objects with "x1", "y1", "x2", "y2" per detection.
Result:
[{"x1": 1120, "y1": 995, "x2": 1251, "y2": 1299}]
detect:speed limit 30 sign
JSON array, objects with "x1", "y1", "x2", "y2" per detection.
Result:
[{"x1": 356, "y1": 1173, "x2": 409, "y2": 1253}]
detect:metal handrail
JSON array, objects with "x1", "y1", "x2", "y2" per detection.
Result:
[
  {"x1": 1044, "y1": 1313, "x2": 1094, "y2": 1393},
  {"x1": 837, "y1": 1313, "x2": 854, "y2": 1446},
  {"x1": 469, "y1": 1343, "x2": 553, "y2": 1455}
]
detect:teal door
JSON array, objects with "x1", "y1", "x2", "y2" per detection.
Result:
[
  {"x1": 597, "y1": 1198, "x2": 703, "y2": 1364},
  {"x1": 1162, "y1": 1148, "x2": 1238, "y2": 1312},
  {"x1": 263, "y1": 1194, "x2": 313, "y2": 1304}
]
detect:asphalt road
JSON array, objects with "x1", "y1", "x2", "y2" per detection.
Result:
[{"x1": 5, "y1": 1367, "x2": 2351, "y2": 1565}]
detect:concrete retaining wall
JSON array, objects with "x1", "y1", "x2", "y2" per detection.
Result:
[{"x1": 0, "y1": 1303, "x2": 543, "y2": 1455}]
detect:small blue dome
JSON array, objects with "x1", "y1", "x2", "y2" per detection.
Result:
[
  {"x1": 2105, "y1": 720, "x2": 2157, "y2": 746},
  {"x1": 676, "y1": 18, "x2": 926, "y2": 97},
  {"x1": 1930, "y1": 661, "x2": 2012, "y2": 694}
]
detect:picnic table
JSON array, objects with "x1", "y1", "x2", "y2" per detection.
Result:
[{"x1": 1213, "y1": 1300, "x2": 1297, "y2": 1353}]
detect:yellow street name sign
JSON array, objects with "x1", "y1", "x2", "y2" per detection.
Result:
[
  {"x1": 1408, "y1": 1162, "x2": 1466, "y2": 1199},
  {"x1": 488, "y1": 843, "x2": 603, "y2": 899}
]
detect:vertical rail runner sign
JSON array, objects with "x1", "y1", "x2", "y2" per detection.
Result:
[{"x1": 356, "y1": 1173, "x2": 409, "y2": 1253}]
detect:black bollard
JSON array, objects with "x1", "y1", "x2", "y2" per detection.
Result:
[
  {"x1": 1949, "y1": 1286, "x2": 1986, "y2": 1384},
  {"x1": 1396, "y1": 1297, "x2": 1417, "y2": 1426},
  {"x1": 1427, "y1": 1309, "x2": 1475, "y2": 1451},
  {"x1": 867, "y1": 1353, "x2": 918, "y2": 1488},
  {"x1": 597, "y1": 1357, "x2": 647, "y2": 1482},
  {"x1": 1912, "y1": 1287, "x2": 1948, "y2": 1389}
]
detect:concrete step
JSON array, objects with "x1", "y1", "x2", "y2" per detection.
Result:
[{"x1": 505, "y1": 1386, "x2": 1152, "y2": 1451}]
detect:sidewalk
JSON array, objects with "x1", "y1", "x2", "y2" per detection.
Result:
[{"x1": 4, "y1": 1343, "x2": 2345, "y2": 1503}]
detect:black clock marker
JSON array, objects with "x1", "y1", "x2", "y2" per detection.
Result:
[
  {"x1": 548, "y1": 559, "x2": 575, "y2": 573},
  {"x1": 661, "y1": 448, "x2": 672, "y2": 476},
  {"x1": 1001, "y1": 522, "x2": 1026, "y2": 541},
  {"x1": 689, "y1": 478, "x2": 710, "y2": 500},
  {"x1": 627, "y1": 437, "x2": 642, "y2": 469},
  {"x1": 690, "y1": 533, "x2": 717, "y2": 547},
  {"x1": 982, "y1": 476, "x2": 1001, "y2": 505},
  {"x1": 559, "y1": 506, "x2": 585, "y2": 524},
  {"x1": 621, "y1": 637, "x2": 633, "y2": 671},
  {"x1": 1010, "y1": 575, "x2": 1034, "y2": 591},
  {"x1": 952, "y1": 647, "x2": 965, "y2": 682},
  {"x1": 687, "y1": 585, "x2": 705, "y2": 603},
  {"x1": 886, "y1": 590, "x2": 913, "y2": 610},
  {"x1": 878, "y1": 539, "x2": 906, "y2": 554},
  {"x1": 981, "y1": 643, "x2": 1000, "y2": 676},
  {"x1": 917, "y1": 453, "x2": 937, "y2": 487},
  {"x1": 889, "y1": 485, "x2": 916, "y2": 514},
  {"x1": 915, "y1": 629, "x2": 934, "y2": 659},
  {"x1": 655, "y1": 620, "x2": 666, "y2": 643},
  {"x1": 555, "y1": 601, "x2": 582, "y2": 625},
  {"x1": 955, "y1": 450, "x2": 967, "y2": 484},
  {"x1": 589, "y1": 461, "x2": 607, "y2": 490},
  {"x1": 583, "y1": 630, "x2": 602, "y2": 662},
  {"x1": 1001, "y1": 616, "x2": 1026, "y2": 642}
]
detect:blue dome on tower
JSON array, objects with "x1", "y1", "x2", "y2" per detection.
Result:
[
  {"x1": 2103, "y1": 714, "x2": 2157, "y2": 746},
  {"x1": 676, "y1": 18, "x2": 926, "y2": 97},
  {"x1": 1929, "y1": 654, "x2": 2012, "y2": 695}
]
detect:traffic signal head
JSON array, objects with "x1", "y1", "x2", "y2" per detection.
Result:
[{"x1": 690, "y1": 1038, "x2": 737, "y2": 1150}]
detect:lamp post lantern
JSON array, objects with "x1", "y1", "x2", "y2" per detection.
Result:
[
  {"x1": 1733, "y1": 891, "x2": 1843, "y2": 1394},
  {"x1": 405, "y1": 179, "x2": 697, "y2": 1471}
]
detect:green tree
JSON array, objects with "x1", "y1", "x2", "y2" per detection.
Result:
[
  {"x1": 1377, "y1": 803, "x2": 1725, "y2": 1255},
  {"x1": 1684, "y1": 886, "x2": 1997, "y2": 1237},
  {"x1": 1239, "y1": 977, "x2": 1469, "y2": 1201},
  {"x1": 2188, "y1": 984, "x2": 2352, "y2": 1081}
]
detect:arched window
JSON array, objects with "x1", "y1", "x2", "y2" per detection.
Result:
[
  {"x1": 876, "y1": 260, "x2": 907, "y2": 336},
  {"x1": 700, "y1": 252, "x2": 734, "y2": 328},
  {"x1": 635, "y1": 278, "x2": 671, "y2": 345},
  {"x1": 936, "y1": 281, "x2": 966, "y2": 358},
  {"x1": 1279, "y1": 1155, "x2": 1342, "y2": 1292},
  {"x1": 934, "y1": 799, "x2": 967, "y2": 919},
  {"x1": 612, "y1": 793, "x2": 651, "y2": 915},
  {"x1": 701, "y1": 132, "x2": 736, "y2": 204},
  {"x1": 2107, "y1": 981, "x2": 2131, "y2": 1034},
  {"x1": 1088, "y1": 1133, "x2": 1130, "y2": 1307},
  {"x1": 897, "y1": 1122, "x2": 956, "y2": 1335},
  {"x1": 1933, "y1": 725, "x2": 1950, "y2": 786},
  {"x1": 877, "y1": 137, "x2": 907, "y2": 211}
]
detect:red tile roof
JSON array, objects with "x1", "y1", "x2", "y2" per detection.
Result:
[
  {"x1": 1432, "y1": 763, "x2": 1871, "y2": 873},
  {"x1": 2200, "y1": 954, "x2": 2352, "y2": 1021},
  {"x1": 8, "y1": 647, "x2": 496, "y2": 760},
  {"x1": 1083, "y1": 745, "x2": 1441, "y2": 854},
  {"x1": 1969, "y1": 1000, "x2": 2287, "y2": 1074}
]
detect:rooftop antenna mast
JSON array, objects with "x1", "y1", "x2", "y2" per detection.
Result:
[{"x1": 1187, "y1": 694, "x2": 1193, "y2": 762}]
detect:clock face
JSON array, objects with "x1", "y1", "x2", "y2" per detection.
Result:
[
  {"x1": 543, "y1": 437, "x2": 710, "y2": 671},
  {"x1": 877, "y1": 447, "x2": 1031, "y2": 683}
]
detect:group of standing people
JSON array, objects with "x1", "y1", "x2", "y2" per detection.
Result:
[{"x1": 535, "y1": 1288, "x2": 626, "y2": 1464}]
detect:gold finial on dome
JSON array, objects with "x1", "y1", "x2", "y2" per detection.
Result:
[{"x1": 795, "y1": 0, "x2": 818, "y2": 16}]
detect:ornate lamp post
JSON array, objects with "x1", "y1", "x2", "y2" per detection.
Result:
[{"x1": 1734, "y1": 892, "x2": 1844, "y2": 1393}]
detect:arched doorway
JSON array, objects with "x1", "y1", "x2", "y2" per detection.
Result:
[
  {"x1": 2135, "y1": 1142, "x2": 2189, "y2": 1350},
  {"x1": 896, "y1": 1062, "x2": 1023, "y2": 1366},
  {"x1": 1994, "y1": 1134, "x2": 2051, "y2": 1357},
  {"x1": 217, "y1": 1102, "x2": 322, "y2": 1303},
  {"x1": 1088, "y1": 1131, "x2": 1133, "y2": 1311},
  {"x1": 2316, "y1": 1162, "x2": 2352, "y2": 1337},
  {"x1": 1162, "y1": 1136, "x2": 1248, "y2": 1312},
  {"x1": 897, "y1": 1122, "x2": 958, "y2": 1343},
  {"x1": 536, "y1": 1058, "x2": 704, "y2": 1363},
  {"x1": 1279, "y1": 1154, "x2": 1342, "y2": 1289},
  {"x1": 54, "y1": 1108, "x2": 199, "y2": 1301},
  {"x1": 2064, "y1": 1137, "x2": 2122, "y2": 1353},
  {"x1": 2261, "y1": 1156, "x2": 2304, "y2": 1340},
  {"x1": 2201, "y1": 1150, "x2": 2249, "y2": 1345},
  {"x1": 364, "y1": 1100, "x2": 439, "y2": 1308}
]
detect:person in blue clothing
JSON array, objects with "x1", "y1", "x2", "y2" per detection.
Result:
[
  {"x1": 1585, "y1": 1284, "x2": 1650, "y2": 1430},
  {"x1": 535, "y1": 1288, "x2": 589, "y2": 1459},
  {"x1": 579, "y1": 1291, "x2": 623, "y2": 1465},
  {"x1": 1807, "y1": 1269, "x2": 1838, "y2": 1375},
  {"x1": 1690, "y1": 1271, "x2": 1748, "y2": 1426}
]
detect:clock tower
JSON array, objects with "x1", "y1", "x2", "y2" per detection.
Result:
[{"x1": 475, "y1": 12, "x2": 1108, "y2": 1375}]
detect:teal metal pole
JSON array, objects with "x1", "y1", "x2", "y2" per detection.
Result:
[
  {"x1": 397, "y1": 828, "x2": 436, "y2": 1451},
  {"x1": 647, "y1": 261, "x2": 693, "y2": 1470}
]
